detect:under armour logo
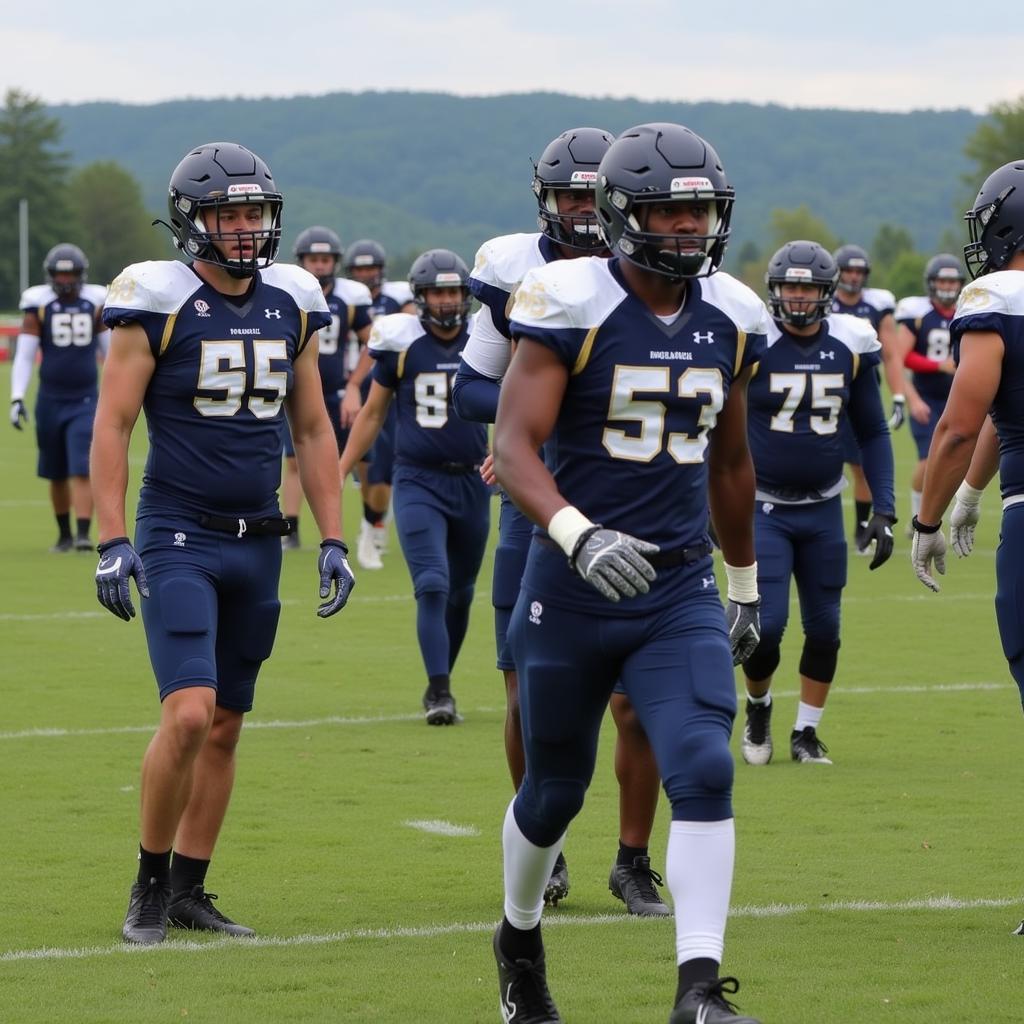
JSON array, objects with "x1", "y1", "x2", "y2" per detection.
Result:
[
  {"x1": 264, "y1": 308, "x2": 281, "y2": 319},
  {"x1": 237, "y1": 518, "x2": 247, "y2": 539},
  {"x1": 692, "y1": 331, "x2": 715, "y2": 344},
  {"x1": 701, "y1": 575, "x2": 715, "y2": 589},
  {"x1": 173, "y1": 531, "x2": 186, "y2": 548},
  {"x1": 820, "y1": 350, "x2": 835, "y2": 360},
  {"x1": 762, "y1": 502, "x2": 774, "y2": 515},
  {"x1": 528, "y1": 600, "x2": 543, "y2": 625}
]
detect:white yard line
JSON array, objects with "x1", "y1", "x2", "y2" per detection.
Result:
[{"x1": 404, "y1": 819, "x2": 481, "y2": 837}]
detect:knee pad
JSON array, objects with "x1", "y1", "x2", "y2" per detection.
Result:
[
  {"x1": 664, "y1": 728, "x2": 734, "y2": 813},
  {"x1": 799, "y1": 636, "x2": 840, "y2": 684},
  {"x1": 413, "y1": 570, "x2": 448, "y2": 597},
  {"x1": 743, "y1": 640, "x2": 781, "y2": 683}
]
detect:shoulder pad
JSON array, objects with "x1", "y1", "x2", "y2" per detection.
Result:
[
  {"x1": 764, "y1": 320, "x2": 784, "y2": 349},
  {"x1": 19, "y1": 284, "x2": 55, "y2": 310},
  {"x1": 471, "y1": 233, "x2": 545, "y2": 292},
  {"x1": 863, "y1": 287, "x2": 896, "y2": 313},
  {"x1": 82, "y1": 283, "x2": 108, "y2": 306},
  {"x1": 381, "y1": 280, "x2": 413, "y2": 305},
  {"x1": 104, "y1": 261, "x2": 201, "y2": 314},
  {"x1": 260, "y1": 264, "x2": 329, "y2": 313},
  {"x1": 894, "y1": 295, "x2": 931, "y2": 321},
  {"x1": 698, "y1": 273, "x2": 773, "y2": 336},
  {"x1": 955, "y1": 271, "x2": 1024, "y2": 319},
  {"x1": 331, "y1": 277, "x2": 373, "y2": 307},
  {"x1": 827, "y1": 312, "x2": 881, "y2": 354},
  {"x1": 510, "y1": 258, "x2": 621, "y2": 331},
  {"x1": 368, "y1": 313, "x2": 424, "y2": 353}
]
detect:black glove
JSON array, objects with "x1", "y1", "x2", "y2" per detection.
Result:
[
  {"x1": 318, "y1": 539, "x2": 355, "y2": 617},
  {"x1": 862, "y1": 512, "x2": 896, "y2": 570},
  {"x1": 570, "y1": 527, "x2": 659, "y2": 602},
  {"x1": 94, "y1": 537, "x2": 150, "y2": 620},
  {"x1": 888, "y1": 396, "x2": 906, "y2": 431},
  {"x1": 10, "y1": 399, "x2": 27, "y2": 430},
  {"x1": 725, "y1": 599, "x2": 761, "y2": 666}
]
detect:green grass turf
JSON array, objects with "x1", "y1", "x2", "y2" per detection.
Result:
[{"x1": 1, "y1": 360, "x2": 1022, "y2": 1022}]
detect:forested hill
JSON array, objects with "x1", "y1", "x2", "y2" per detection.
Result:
[{"x1": 50, "y1": 91, "x2": 980, "y2": 267}]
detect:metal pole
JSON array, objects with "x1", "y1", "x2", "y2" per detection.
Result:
[{"x1": 18, "y1": 198, "x2": 29, "y2": 296}]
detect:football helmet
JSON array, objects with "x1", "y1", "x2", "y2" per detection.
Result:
[
  {"x1": 924, "y1": 253, "x2": 965, "y2": 305},
  {"x1": 533, "y1": 127, "x2": 614, "y2": 253},
  {"x1": 408, "y1": 249, "x2": 472, "y2": 330},
  {"x1": 766, "y1": 240, "x2": 838, "y2": 328},
  {"x1": 294, "y1": 226, "x2": 343, "y2": 286},
  {"x1": 833, "y1": 244, "x2": 871, "y2": 294},
  {"x1": 595, "y1": 123, "x2": 734, "y2": 280},
  {"x1": 43, "y1": 243, "x2": 88, "y2": 300},
  {"x1": 160, "y1": 142, "x2": 282, "y2": 279},
  {"x1": 343, "y1": 239, "x2": 388, "y2": 289},
  {"x1": 964, "y1": 161, "x2": 1024, "y2": 279}
]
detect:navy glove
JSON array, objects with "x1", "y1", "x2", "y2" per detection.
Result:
[
  {"x1": 10, "y1": 399, "x2": 27, "y2": 430},
  {"x1": 862, "y1": 512, "x2": 896, "y2": 570},
  {"x1": 725, "y1": 599, "x2": 761, "y2": 666},
  {"x1": 570, "y1": 527, "x2": 659, "y2": 602},
  {"x1": 318, "y1": 539, "x2": 355, "y2": 617},
  {"x1": 95, "y1": 537, "x2": 149, "y2": 621}
]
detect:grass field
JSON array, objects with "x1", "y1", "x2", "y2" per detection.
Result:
[{"x1": 1, "y1": 359, "x2": 1022, "y2": 1023}]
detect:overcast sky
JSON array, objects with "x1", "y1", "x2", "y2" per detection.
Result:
[{"x1": 4, "y1": 0, "x2": 1021, "y2": 114}]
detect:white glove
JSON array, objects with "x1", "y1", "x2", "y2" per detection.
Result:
[
  {"x1": 911, "y1": 522, "x2": 946, "y2": 592},
  {"x1": 949, "y1": 482, "x2": 983, "y2": 558}
]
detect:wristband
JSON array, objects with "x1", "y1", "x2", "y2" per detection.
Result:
[
  {"x1": 911, "y1": 515, "x2": 941, "y2": 534},
  {"x1": 955, "y1": 481, "x2": 984, "y2": 507},
  {"x1": 97, "y1": 536, "x2": 131, "y2": 554},
  {"x1": 892, "y1": 393, "x2": 905, "y2": 403},
  {"x1": 320, "y1": 538, "x2": 349, "y2": 555},
  {"x1": 724, "y1": 561, "x2": 759, "y2": 604},
  {"x1": 547, "y1": 505, "x2": 596, "y2": 557}
]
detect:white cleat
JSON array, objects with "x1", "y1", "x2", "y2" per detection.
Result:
[
  {"x1": 356, "y1": 521, "x2": 383, "y2": 570},
  {"x1": 372, "y1": 521, "x2": 389, "y2": 556},
  {"x1": 741, "y1": 699, "x2": 773, "y2": 766}
]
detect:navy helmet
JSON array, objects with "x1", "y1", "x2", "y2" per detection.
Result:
[
  {"x1": 43, "y1": 243, "x2": 88, "y2": 299},
  {"x1": 766, "y1": 241, "x2": 839, "y2": 328},
  {"x1": 408, "y1": 249, "x2": 472, "y2": 330},
  {"x1": 162, "y1": 142, "x2": 283, "y2": 279},
  {"x1": 595, "y1": 123, "x2": 734, "y2": 280},
  {"x1": 833, "y1": 244, "x2": 871, "y2": 294},
  {"x1": 964, "y1": 161, "x2": 1024, "y2": 279},
  {"x1": 532, "y1": 127, "x2": 614, "y2": 253},
  {"x1": 294, "y1": 226, "x2": 343, "y2": 285},
  {"x1": 343, "y1": 239, "x2": 389, "y2": 288},
  {"x1": 924, "y1": 253, "x2": 965, "y2": 305}
]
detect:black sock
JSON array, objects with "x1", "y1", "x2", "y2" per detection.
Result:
[
  {"x1": 427, "y1": 673, "x2": 450, "y2": 699},
  {"x1": 363, "y1": 504, "x2": 384, "y2": 526},
  {"x1": 855, "y1": 500, "x2": 871, "y2": 530},
  {"x1": 137, "y1": 844, "x2": 172, "y2": 886},
  {"x1": 617, "y1": 842, "x2": 648, "y2": 867},
  {"x1": 498, "y1": 918, "x2": 543, "y2": 962},
  {"x1": 285, "y1": 515, "x2": 299, "y2": 538},
  {"x1": 676, "y1": 958, "x2": 719, "y2": 1004},
  {"x1": 55, "y1": 512, "x2": 71, "y2": 540},
  {"x1": 170, "y1": 851, "x2": 210, "y2": 898},
  {"x1": 75, "y1": 517, "x2": 91, "y2": 540}
]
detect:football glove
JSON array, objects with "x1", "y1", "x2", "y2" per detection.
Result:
[
  {"x1": 570, "y1": 527, "x2": 659, "y2": 602},
  {"x1": 910, "y1": 518, "x2": 946, "y2": 592},
  {"x1": 317, "y1": 539, "x2": 355, "y2": 617},
  {"x1": 725, "y1": 599, "x2": 761, "y2": 666},
  {"x1": 950, "y1": 482, "x2": 983, "y2": 558},
  {"x1": 862, "y1": 512, "x2": 896, "y2": 570},
  {"x1": 887, "y1": 395, "x2": 906, "y2": 431},
  {"x1": 10, "y1": 399, "x2": 27, "y2": 430},
  {"x1": 95, "y1": 537, "x2": 149, "y2": 621}
]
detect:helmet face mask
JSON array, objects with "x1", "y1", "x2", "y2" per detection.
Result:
[
  {"x1": 833, "y1": 245, "x2": 870, "y2": 295},
  {"x1": 294, "y1": 226, "x2": 343, "y2": 286},
  {"x1": 44, "y1": 243, "x2": 88, "y2": 300},
  {"x1": 408, "y1": 249, "x2": 471, "y2": 331},
  {"x1": 964, "y1": 163, "x2": 1024, "y2": 278},
  {"x1": 766, "y1": 240, "x2": 838, "y2": 328},
  {"x1": 924, "y1": 253, "x2": 965, "y2": 306}
]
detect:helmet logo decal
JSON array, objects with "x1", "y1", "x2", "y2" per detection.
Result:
[
  {"x1": 226, "y1": 183, "x2": 262, "y2": 195},
  {"x1": 670, "y1": 176, "x2": 714, "y2": 196}
]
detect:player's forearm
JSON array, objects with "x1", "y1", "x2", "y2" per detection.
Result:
[
  {"x1": 880, "y1": 342, "x2": 908, "y2": 398},
  {"x1": 89, "y1": 422, "x2": 131, "y2": 541},
  {"x1": 708, "y1": 453, "x2": 756, "y2": 567},
  {"x1": 919, "y1": 418, "x2": 980, "y2": 524},
  {"x1": 11, "y1": 335, "x2": 39, "y2": 400},
  {"x1": 492, "y1": 436, "x2": 563, "y2": 528},
  {"x1": 294, "y1": 426, "x2": 342, "y2": 540},
  {"x1": 346, "y1": 348, "x2": 374, "y2": 390},
  {"x1": 964, "y1": 415, "x2": 1000, "y2": 491}
]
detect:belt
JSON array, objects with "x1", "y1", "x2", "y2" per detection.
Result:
[
  {"x1": 538, "y1": 535, "x2": 712, "y2": 569},
  {"x1": 198, "y1": 514, "x2": 292, "y2": 538}
]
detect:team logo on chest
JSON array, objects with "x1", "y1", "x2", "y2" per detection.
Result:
[
  {"x1": 193, "y1": 299, "x2": 211, "y2": 317},
  {"x1": 265, "y1": 308, "x2": 281, "y2": 319},
  {"x1": 820, "y1": 350, "x2": 835, "y2": 360}
]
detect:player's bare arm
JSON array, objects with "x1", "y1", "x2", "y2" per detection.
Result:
[
  {"x1": 338, "y1": 380, "x2": 394, "y2": 485},
  {"x1": 340, "y1": 324, "x2": 374, "y2": 426},
  {"x1": 893, "y1": 321, "x2": 930, "y2": 423}
]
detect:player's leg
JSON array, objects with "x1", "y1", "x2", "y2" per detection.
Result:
[
  {"x1": 841, "y1": 419, "x2": 871, "y2": 550},
  {"x1": 35, "y1": 398, "x2": 73, "y2": 551},
  {"x1": 365, "y1": 402, "x2": 396, "y2": 555},
  {"x1": 739, "y1": 504, "x2": 795, "y2": 765},
  {"x1": 66, "y1": 400, "x2": 96, "y2": 549},
  {"x1": 607, "y1": 690, "x2": 669, "y2": 916},
  {"x1": 907, "y1": 396, "x2": 942, "y2": 535},
  {"x1": 790, "y1": 498, "x2": 846, "y2": 764},
  {"x1": 444, "y1": 474, "x2": 491, "y2": 672},
  {"x1": 280, "y1": 418, "x2": 303, "y2": 549}
]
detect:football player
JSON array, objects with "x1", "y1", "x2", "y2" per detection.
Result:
[
  {"x1": 893, "y1": 254, "x2": 965, "y2": 530},
  {"x1": 739, "y1": 241, "x2": 895, "y2": 767},
  {"x1": 911, "y1": 160, "x2": 1024, "y2": 936},
  {"x1": 339, "y1": 249, "x2": 490, "y2": 725},
  {"x1": 452, "y1": 127, "x2": 670, "y2": 917},
  {"x1": 831, "y1": 244, "x2": 916, "y2": 549},
  {"x1": 10, "y1": 244, "x2": 107, "y2": 551},
  {"x1": 280, "y1": 227, "x2": 373, "y2": 552},
  {"x1": 343, "y1": 239, "x2": 416, "y2": 565},
  {"x1": 93, "y1": 143, "x2": 354, "y2": 946},
  {"x1": 491, "y1": 123, "x2": 766, "y2": 1024}
]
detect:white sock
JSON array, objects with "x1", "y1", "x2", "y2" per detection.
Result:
[
  {"x1": 911, "y1": 489, "x2": 922, "y2": 519},
  {"x1": 747, "y1": 691, "x2": 771, "y2": 707},
  {"x1": 502, "y1": 800, "x2": 563, "y2": 931},
  {"x1": 794, "y1": 701, "x2": 824, "y2": 731},
  {"x1": 667, "y1": 818, "x2": 734, "y2": 964}
]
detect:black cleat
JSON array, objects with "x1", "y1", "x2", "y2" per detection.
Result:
[
  {"x1": 741, "y1": 699, "x2": 773, "y2": 766},
  {"x1": 50, "y1": 537, "x2": 74, "y2": 553},
  {"x1": 790, "y1": 726, "x2": 833, "y2": 764},
  {"x1": 493, "y1": 926, "x2": 561, "y2": 1023},
  {"x1": 669, "y1": 977, "x2": 761, "y2": 1024},
  {"x1": 1013, "y1": 920, "x2": 1024, "y2": 936},
  {"x1": 167, "y1": 886, "x2": 255, "y2": 937},
  {"x1": 122, "y1": 876, "x2": 171, "y2": 945},
  {"x1": 74, "y1": 536, "x2": 93, "y2": 552},
  {"x1": 609, "y1": 855, "x2": 672, "y2": 917},
  {"x1": 543, "y1": 853, "x2": 569, "y2": 907},
  {"x1": 423, "y1": 690, "x2": 458, "y2": 726}
]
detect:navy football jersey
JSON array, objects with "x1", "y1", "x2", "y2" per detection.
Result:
[
  {"x1": 951, "y1": 271, "x2": 1024, "y2": 500},
  {"x1": 831, "y1": 286, "x2": 895, "y2": 331},
  {"x1": 370, "y1": 313, "x2": 488, "y2": 467},
  {"x1": 370, "y1": 280, "x2": 414, "y2": 319},
  {"x1": 102, "y1": 261, "x2": 330, "y2": 518},
  {"x1": 508, "y1": 256, "x2": 770, "y2": 613},
  {"x1": 317, "y1": 278, "x2": 372, "y2": 393},
  {"x1": 748, "y1": 314, "x2": 883, "y2": 499},
  {"x1": 894, "y1": 294, "x2": 953, "y2": 402},
  {"x1": 19, "y1": 283, "x2": 107, "y2": 400}
]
